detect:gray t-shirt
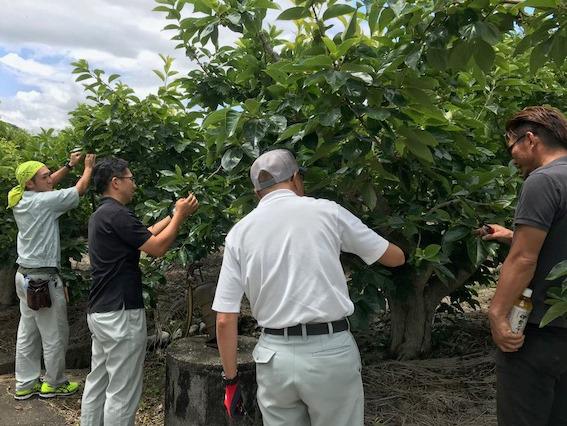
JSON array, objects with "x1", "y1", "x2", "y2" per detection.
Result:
[
  {"x1": 13, "y1": 187, "x2": 79, "y2": 269},
  {"x1": 514, "y1": 156, "x2": 567, "y2": 328}
]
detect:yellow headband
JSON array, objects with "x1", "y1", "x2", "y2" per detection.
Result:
[{"x1": 7, "y1": 161, "x2": 46, "y2": 208}]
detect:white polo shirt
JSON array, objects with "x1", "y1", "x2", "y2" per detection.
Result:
[
  {"x1": 212, "y1": 189, "x2": 389, "y2": 328},
  {"x1": 13, "y1": 187, "x2": 79, "y2": 269}
]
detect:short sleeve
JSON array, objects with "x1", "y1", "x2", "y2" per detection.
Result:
[
  {"x1": 212, "y1": 241, "x2": 244, "y2": 313},
  {"x1": 338, "y1": 205, "x2": 390, "y2": 265},
  {"x1": 110, "y1": 209, "x2": 153, "y2": 249},
  {"x1": 36, "y1": 187, "x2": 79, "y2": 215},
  {"x1": 514, "y1": 173, "x2": 557, "y2": 231}
]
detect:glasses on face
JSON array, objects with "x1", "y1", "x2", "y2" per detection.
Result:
[
  {"x1": 506, "y1": 133, "x2": 527, "y2": 154},
  {"x1": 115, "y1": 175, "x2": 135, "y2": 183}
]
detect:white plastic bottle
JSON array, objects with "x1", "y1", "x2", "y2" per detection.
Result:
[{"x1": 508, "y1": 288, "x2": 533, "y2": 334}]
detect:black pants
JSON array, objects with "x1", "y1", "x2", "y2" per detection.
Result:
[{"x1": 496, "y1": 324, "x2": 567, "y2": 426}]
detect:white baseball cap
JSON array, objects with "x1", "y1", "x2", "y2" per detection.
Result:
[{"x1": 250, "y1": 149, "x2": 303, "y2": 191}]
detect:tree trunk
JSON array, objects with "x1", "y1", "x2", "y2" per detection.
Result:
[
  {"x1": 389, "y1": 285, "x2": 440, "y2": 360},
  {"x1": 388, "y1": 267, "x2": 476, "y2": 360}
]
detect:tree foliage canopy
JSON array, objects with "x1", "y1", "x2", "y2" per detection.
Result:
[{"x1": 2, "y1": 0, "x2": 566, "y2": 357}]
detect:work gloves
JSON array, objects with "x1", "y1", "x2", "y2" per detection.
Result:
[{"x1": 223, "y1": 373, "x2": 245, "y2": 418}]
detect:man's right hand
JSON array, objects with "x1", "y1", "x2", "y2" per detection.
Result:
[
  {"x1": 474, "y1": 224, "x2": 513, "y2": 245},
  {"x1": 174, "y1": 193, "x2": 199, "y2": 219},
  {"x1": 489, "y1": 315, "x2": 525, "y2": 352}
]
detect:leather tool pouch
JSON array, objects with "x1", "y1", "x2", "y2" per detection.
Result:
[{"x1": 26, "y1": 278, "x2": 52, "y2": 310}]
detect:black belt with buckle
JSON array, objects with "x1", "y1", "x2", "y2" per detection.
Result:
[{"x1": 263, "y1": 318, "x2": 349, "y2": 336}]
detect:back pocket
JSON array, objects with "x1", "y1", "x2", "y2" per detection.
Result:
[{"x1": 253, "y1": 345, "x2": 276, "y2": 365}]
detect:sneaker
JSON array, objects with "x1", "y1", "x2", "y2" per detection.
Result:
[
  {"x1": 14, "y1": 381, "x2": 42, "y2": 400},
  {"x1": 39, "y1": 381, "x2": 80, "y2": 398}
]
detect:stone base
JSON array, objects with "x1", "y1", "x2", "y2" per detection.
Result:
[{"x1": 165, "y1": 335, "x2": 262, "y2": 426}]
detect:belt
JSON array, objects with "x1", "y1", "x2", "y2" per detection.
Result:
[
  {"x1": 18, "y1": 266, "x2": 59, "y2": 275},
  {"x1": 263, "y1": 319, "x2": 349, "y2": 336}
]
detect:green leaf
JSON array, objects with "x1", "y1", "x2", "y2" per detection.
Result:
[
  {"x1": 427, "y1": 48, "x2": 448, "y2": 71},
  {"x1": 336, "y1": 38, "x2": 359, "y2": 57},
  {"x1": 343, "y1": 7, "x2": 358, "y2": 40},
  {"x1": 322, "y1": 4, "x2": 356, "y2": 20},
  {"x1": 319, "y1": 108, "x2": 341, "y2": 127},
  {"x1": 294, "y1": 55, "x2": 334, "y2": 70},
  {"x1": 269, "y1": 115, "x2": 287, "y2": 133},
  {"x1": 402, "y1": 136, "x2": 433, "y2": 163},
  {"x1": 226, "y1": 110, "x2": 242, "y2": 137},
  {"x1": 108, "y1": 74, "x2": 120, "y2": 83},
  {"x1": 75, "y1": 74, "x2": 92, "y2": 82},
  {"x1": 546, "y1": 260, "x2": 567, "y2": 281},
  {"x1": 152, "y1": 5, "x2": 171, "y2": 12},
  {"x1": 277, "y1": 6, "x2": 310, "y2": 20},
  {"x1": 530, "y1": 40, "x2": 550, "y2": 74},
  {"x1": 474, "y1": 22, "x2": 500, "y2": 45},
  {"x1": 473, "y1": 40, "x2": 495, "y2": 73},
  {"x1": 348, "y1": 72, "x2": 373, "y2": 85},
  {"x1": 378, "y1": 7, "x2": 395, "y2": 33},
  {"x1": 540, "y1": 302, "x2": 567, "y2": 328},
  {"x1": 202, "y1": 108, "x2": 227, "y2": 128},
  {"x1": 277, "y1": 123, "x2": 304, "y2": 142},
  {"x1": 322, "y1": 36, "x2": 337, "y2": 55},
  {"x1": 449, "y1": 41, "x2": 473, "y2": 70},
  {"x1": 368, "y1": 3, "x2": 380, "y2": 35},
  {"x1": 244, "y1": 99, "x2": 260, "y2": 114},
  {"x1": 423, "y1": 244, "x2": 441, "y2": 259},
  {"x1": 221, "y1": 148, "x2": 243, "y2": 172},
  {"x1": 361, "y1": 182, "x2": 377, "y2": 210},
  {"x1": 251, "y1": 0, "x2": 280, "y2": 9},
  {"x1": 243, "y1": 119, "x2": 269, "y2": 145},
  {"x1": 522, "y1": 0, "x2": 557, "y2": 7},
  {"x1": 443, "y1": 226, "x2": 471, "y2": 244},
  {"x1": 153, "y1": 70, "x2": 166, "y2": 82}
]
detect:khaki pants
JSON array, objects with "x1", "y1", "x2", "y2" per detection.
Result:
[
  {"x1": 80, "y1": 308, "x2": 147, "y2": 426},
  {"x1": 14, "y1": 271, "x2": 69, "y2": 391},
  {"x1": 253, "y1": 330, "x2": 364, "y2": 426}
]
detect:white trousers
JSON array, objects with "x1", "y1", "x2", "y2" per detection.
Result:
[
  {"x1": 253, "y1": 330, "x2": 364, "y2": 426},
  {"x1": 80, "y1": 308, "x2": 147, "y2": 426},
  {"x1": 14, "y1": 271, "x2": 69, "y2": 391}
]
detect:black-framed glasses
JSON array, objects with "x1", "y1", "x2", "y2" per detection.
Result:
[
  {"x1": 115, "y1": 175, "x2": 135, "y2": 183},
  {"x1": 506, "y1": 133, "x2": 527, "y2": 154}
]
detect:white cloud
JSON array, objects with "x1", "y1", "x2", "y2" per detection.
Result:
[{"x1": 0, "y1": 0, "x2": 301, "y2": 132}]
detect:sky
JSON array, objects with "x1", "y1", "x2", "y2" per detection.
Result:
[{"x1": 0, "y1": 0, "x2": 296, "y2": 133}]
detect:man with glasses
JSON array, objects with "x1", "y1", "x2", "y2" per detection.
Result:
[
  {"x1": 80, "y1": 157, "x2": 199, "y2": 425},
  {"x1": 213, "y1": 149, "x2": 405, "y2": 425},
  {"x1": 478, "y1": 106, "x2": 567, "y2": 425},
  {"x1": 9, "y1": 152, "x2": 95, "y2": 400}
]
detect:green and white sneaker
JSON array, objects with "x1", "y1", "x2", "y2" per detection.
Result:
[
  {"x1": 14, "y1": 381, "x2": 42, "y2": 400},
  {"x1": 39, "y1": 381, "x2": 80, "y2": 398}
]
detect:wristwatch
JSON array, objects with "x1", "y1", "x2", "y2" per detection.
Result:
[
  {"x1": 64, "y1": 162, "x2": 74, "y2": 170},
  {"x1": 221, "y1": 371, "x2": 239, "y2": 385}
]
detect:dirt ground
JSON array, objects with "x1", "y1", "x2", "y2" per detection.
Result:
[{"x1": 0, "y1": 271, "x2": 497, "y2": 425}]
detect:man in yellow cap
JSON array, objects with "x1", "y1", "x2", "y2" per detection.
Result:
[{"x1": 9, "y1": 151, "x2": 96, "y2": 400}]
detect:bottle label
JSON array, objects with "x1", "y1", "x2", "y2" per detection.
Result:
[{"x1": 508, "y1": 306, "x2": 531, "y2": 334}]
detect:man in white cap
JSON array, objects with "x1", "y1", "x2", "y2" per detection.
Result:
[
  {"x1": 213, "y1": 149, "x2": 405, "y2": 425},
  {"x1": 8, "y1": 152, "x2": 96, "y2": 400}
]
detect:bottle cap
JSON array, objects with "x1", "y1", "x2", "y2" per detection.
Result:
[{"x1": 522, "y1": 288, "x2": 533, "y2": 298}]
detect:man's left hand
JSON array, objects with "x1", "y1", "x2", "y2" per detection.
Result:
[{"x1": 489, "y1": 315, "x2": 525, "y2": 352}]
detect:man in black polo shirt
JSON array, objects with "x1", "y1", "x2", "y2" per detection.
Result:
[
  {"x1": 479, "y1": 106, "x2": 567, "y2": 425},
  {"x1": 80, "y1": 157, "x2": 198, "y2": 426}
]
